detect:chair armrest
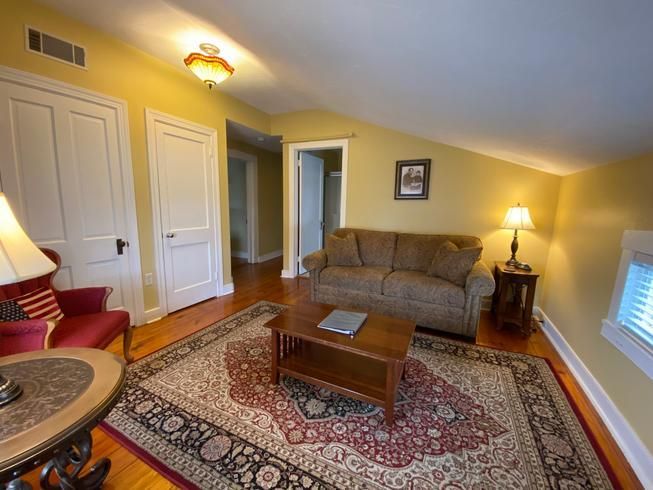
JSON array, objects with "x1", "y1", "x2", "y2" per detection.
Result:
[
  {"x1": 56, "y1": 287, "x2": 112, "y2": 316},
  {"x1": 465, "y1": 261, "x2": 496, "y2": 297},
  {"x1": 0, "y1": 319, "x2": 55, "y2": 355},
  {"x1": 302, "y1": 249, "x2": 327, "y2": 272}
]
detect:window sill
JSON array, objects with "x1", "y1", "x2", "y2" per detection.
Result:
[{"x1": 601, "y1": 319, "x2": 653, "y2": 379}]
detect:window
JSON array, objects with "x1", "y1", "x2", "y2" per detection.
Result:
[
  {"x1": 602, "y1": 231, "x2": 653, "y2": 379},
  {"x1": 617, "y1": 253, "x2": 653, "y2": 345}
]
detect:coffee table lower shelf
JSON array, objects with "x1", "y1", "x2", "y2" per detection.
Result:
[{"x1": 270, "y1": 332, "x2": 404, "y2": 425}]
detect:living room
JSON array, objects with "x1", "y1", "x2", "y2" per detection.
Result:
[{"x1": 0, "y1": 0, "x2": 651, "y2": 488}]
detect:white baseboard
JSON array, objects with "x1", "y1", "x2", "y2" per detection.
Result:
[
  {"x1": 257, "y1": 249, "x2": 283, "y2": 263},
  {"x1": 280, "y1": 269, "x2": 295, "y2": 279},
  {"x1": 143, "y1": 307, "x2": 163, "y2": 325},
  {"x1": 535, "y1": 307, "x2": 653, "y2": 487},
  {"x1": 220, "y1": 282, "x2": 235, "y2": 295},
  {"x1": 231, "y1": 251, "x2": 248, "y2": 259}
]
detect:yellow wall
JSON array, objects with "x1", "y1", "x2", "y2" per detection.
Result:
[
  {"x1": 226, "y1": 140, "x2": 283, "y2": 256},
  {"x1": 540, "y1": 154, "x2": 653, "y2": 452},
  {"x1": 272, "y1": 110, "x2": 562, "y2": 297},
  {"x1": 0, "y1": 0, "x2": 272, "y2": 311}
]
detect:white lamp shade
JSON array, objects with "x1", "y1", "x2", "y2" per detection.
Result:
[
  {"x1": 0, "y1": 193, "x2": 56, "y2": 285},
  {"x1": 501, "y1": 204, "x2": 536, "y2": 230}
]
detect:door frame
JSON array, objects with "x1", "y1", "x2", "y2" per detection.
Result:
[
  {"x1": 227, "y1": 148, "x2": 259, "y2": 264},
  {"x1": 284, "y1": 139, "x2": 349, "y2": 278},
  {"x1": 145, "y1": 108, "x2": 225, "y2": 320},
  {"x1": 0, "y1": 65, "x2": 146, "y2": 325}
]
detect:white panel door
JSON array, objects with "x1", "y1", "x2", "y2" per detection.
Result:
[
  {"x1": 298, "y1": 152, "x2": 324, "y2": 274},
  {"x1": 0, "y1": 81, "x2": 136, "y2": 318},
  {"x1": 153, "y1": 120, "x2": 217, "y2": 313}
]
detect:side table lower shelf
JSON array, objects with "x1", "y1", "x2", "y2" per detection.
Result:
[{"x1": 492, "y1": 261, "x2": 540, "y2": 336}]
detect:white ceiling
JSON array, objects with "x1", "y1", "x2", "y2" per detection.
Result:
[
  {"x1": 42, "y1": 0, "x2": 653, "y2": 175},
  {"x1": 227, "y1": 120, "x2": 281, "y2": 153}
]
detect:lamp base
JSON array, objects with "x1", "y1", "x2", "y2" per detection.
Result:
[
  {"x1": 0, "y1": 373, "x2": 22, "y2": 406},
  {"x1": 505, "y1": 230, "x2": 520, "y2": 267}
]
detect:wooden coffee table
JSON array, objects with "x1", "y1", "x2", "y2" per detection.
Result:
[{"x1": 264, "y1": 302, "x2": 416, "y2": 425}]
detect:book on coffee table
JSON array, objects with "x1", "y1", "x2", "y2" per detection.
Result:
[{"x1": 317, "y1": 309, "x2": 367, "y2": 336}]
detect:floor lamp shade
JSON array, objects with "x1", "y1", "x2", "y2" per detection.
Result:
[{"x1": 0, "y1": 193, "x2": 56, "y2": 286}]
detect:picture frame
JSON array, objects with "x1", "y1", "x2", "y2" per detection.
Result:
[{"x1": 394, "y1": 159, "x2": 431, "y2": 200}]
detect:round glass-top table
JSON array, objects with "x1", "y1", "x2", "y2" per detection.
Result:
[{"x1": 0, "y1": 348, "x2": 126, "y2": 489}]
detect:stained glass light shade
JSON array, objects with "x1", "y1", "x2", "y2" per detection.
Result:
[{"x1": 184, "y1": 53, "x2": 235, "y2": 89}]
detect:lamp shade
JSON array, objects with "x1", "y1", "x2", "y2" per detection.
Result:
[
  {"x1": 501, "y1": 204, "x2": 535, "y2": 230},
  {"x1": 184, "y1": 52, "x2": 234, "y2": 89},
  {"x1": 0, "y1": 193, "x2": 56, "y2": 285}
]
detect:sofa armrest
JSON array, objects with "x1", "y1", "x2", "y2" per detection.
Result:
[
  {"x1": 56, "y1": 287, "x2": 112, "y2": 316},
  {"x1": 302, "y1": 249, "x2": 327, "y2": 272},
  {"x1": 465, "y1": 261, "x2": 495, "y2": 297},
  {"x1": 0, "y1": 319, "x2": 56, "y2": 355}
]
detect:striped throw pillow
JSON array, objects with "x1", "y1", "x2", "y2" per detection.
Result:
[{"x1": 15, "y1": 287, "x2": 64, "y2": 321}]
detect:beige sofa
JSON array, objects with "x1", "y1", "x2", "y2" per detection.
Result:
[{"x1": 302, "y1": 228, "x2": 495, "y2": 338}]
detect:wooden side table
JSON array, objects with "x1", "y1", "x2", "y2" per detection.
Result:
[
  {"x1": 492, "y1": 261, "x2": 540, "y2": 336},
  {"x1": 0, "y1": 348, "x2": 126, "y2": 489}
]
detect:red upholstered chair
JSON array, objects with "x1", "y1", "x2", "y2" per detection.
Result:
[{"x1": 0, "y1": 248, "x2": 133, "y2": 361}]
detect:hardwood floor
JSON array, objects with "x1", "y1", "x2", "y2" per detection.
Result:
[{"x1": 20, "y1": 256, "x2": 641, "y2": 489}]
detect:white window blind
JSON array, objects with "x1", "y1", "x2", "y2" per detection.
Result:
[{"x1": 617, "y1": 251, "x2": 653, "y2": 347}]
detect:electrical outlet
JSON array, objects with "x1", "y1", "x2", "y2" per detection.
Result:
[{"x1": 144, "y1": 272, "x2": 153, "y2": 286}]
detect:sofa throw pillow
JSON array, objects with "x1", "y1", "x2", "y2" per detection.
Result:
[
  {"x1": 427, "y1": 240, "x2": 482, "y2": 287},
  {"x1": 0, "y1": 299, "x2": 30, "y2": 322},
  {"x1": 15, "y1": 287, "x2": 64, "y2": 321},
  {"x1": 326, "y1": 233, "x2": 363, "y2": 267}
]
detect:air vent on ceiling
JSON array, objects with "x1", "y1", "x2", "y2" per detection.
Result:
[{"x1": 25, "y1": 26, "x2": 87, "y2": 69}]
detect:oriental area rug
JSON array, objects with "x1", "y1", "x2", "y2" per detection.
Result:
[{"x1": 102, "y1": 301, "x2": 613, "y2": 489}]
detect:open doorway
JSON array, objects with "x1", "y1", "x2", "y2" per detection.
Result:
[
  {"x1": 297, "y1": 149, "x2": 343, "y2": 274},
  {"x1": 227, "y1": 154, "x2": 253, "y2": 262},
  {"x1": 284, "y1": 138, "x2": 349, "y2": 278},
  {"x1": 226, "y1": 121, "x2": 283, "y2": 281}
]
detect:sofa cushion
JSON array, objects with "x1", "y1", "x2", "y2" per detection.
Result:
[
  {"x1": 334, "y1": 228, "x2": 397, "y2": 267},
  {"x1": 393, "y1": 234, "x2": 483, "y2": 272},
  {"x1": 50, "y1": 310, "x2": 130, "y2": 350},
  {"x1": 326, "y1": 233, "x2": 362, "y2": 266},
  {"x1": 320, "y1": 266, "x2": 393, "y2": 294},
  {"x1": 427, "y1": 241, "x2": 482, "y2": 287},
  {"x1": 383, "y1": 270, "x2": 465, "y2": 308}
]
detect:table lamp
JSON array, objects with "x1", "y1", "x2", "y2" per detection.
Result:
[
  {"x1": 501, "y1": 203, "x2": 535, "y2": 269},
  {"x1": 0, "y1": 192, "x2": 56, "y2": 406}
]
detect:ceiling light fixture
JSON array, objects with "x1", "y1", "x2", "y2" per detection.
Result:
[{"x1": 184, "y1": 43, "x2": 234, "y2": 90}]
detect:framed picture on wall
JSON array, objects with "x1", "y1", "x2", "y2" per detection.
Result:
[{"x1": 394, "y1": 159, "x2": 431, "y2": 199}]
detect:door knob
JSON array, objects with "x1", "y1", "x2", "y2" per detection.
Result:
[
  {"x1": 116, "y1": 238, "x2": 129, "y2": 255},
  {"x1": 166, "y1": 232, "x2": 176, "y2": 238}
]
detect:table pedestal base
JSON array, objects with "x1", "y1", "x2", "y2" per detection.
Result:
[
  {"x1": 40, "y1": 432, "x2": 110, "y2": 490},
  {"x1": 3, "y1": 433, "x2": 110, "y2": 490}
]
